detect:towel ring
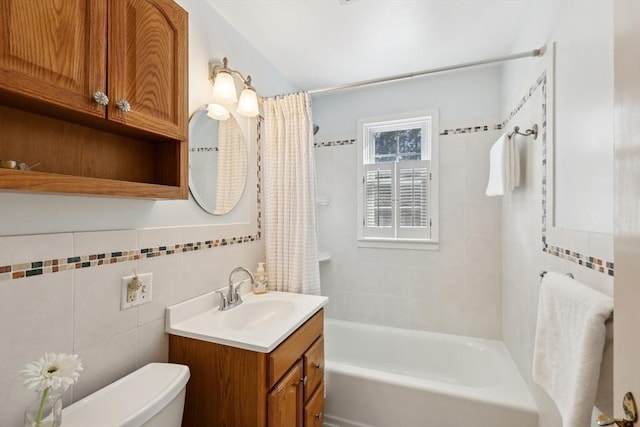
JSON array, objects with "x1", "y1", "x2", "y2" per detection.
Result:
[
  {"x1": 509, "y1": 124, "x2": 538, "y2": 140},
  {"x1": 539, "y1": 271, "x2": 574, "y2": 282}
]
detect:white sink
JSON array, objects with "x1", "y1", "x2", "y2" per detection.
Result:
[
  {"x1": 166, "y1": 290, "x2": 328, "y2": 353},
  {"x1": 221, "y1": 298, "x2": 296, "y2": 331}
]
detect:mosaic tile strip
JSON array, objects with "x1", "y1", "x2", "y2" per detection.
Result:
[
  {"x1": 504, "y1": 70, "x2": 614, "y2": 276},
  {"x1": 314, "y1": 125, "x2": 504, "y2": 146},
  {"x1": 2, "y1": 237, "x2": 259, "y2": 281},
  {"x1": 502, "y1": 72, "x2": 547, "y2": 129},
  {"x1": 314, "y1": 138, "x2": 356, "y2": 148},
  {"x1": 0, "y1": 119, "x2": 265, "y2": 283},
  {"x1": 256, "y1": 118, "x2": 263, "y2": 239},
  {"x1": 543, "y1": 244, "x2": 614, "y2": 276},
  {"x1": 439, "y1": 124, "x2": 502, "y2": 136}
]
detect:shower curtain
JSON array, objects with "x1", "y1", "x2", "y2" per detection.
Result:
[{"x1": 263, "y1": 92, "x2": 320, "y2": 295}]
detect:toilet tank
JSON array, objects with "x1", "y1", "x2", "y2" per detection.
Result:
[{"x1": 62, "y1": 363, "x2": 190, "y2": 427}]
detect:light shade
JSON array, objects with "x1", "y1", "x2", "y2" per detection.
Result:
[
  {"x1": 211, "y1": 70, "x2": 238, "y2": 104},
  {"x1": 207, "y1": 103, "x2": 230, "y2": 121},
  {"x1": 236, "y1": 87, "x2": 260, "y2": 117}
]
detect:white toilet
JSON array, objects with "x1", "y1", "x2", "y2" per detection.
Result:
[{"x1": 62, "y1": 363, "x2": 190, "y2": 427}]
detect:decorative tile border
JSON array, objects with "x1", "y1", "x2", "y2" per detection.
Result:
[
  {"x1": 314, "y1": 125, "x2": 504, "y2": 147},
  {"x1": 544, "y1": 244, "x2": 614, "y2": 276},
  {"x1": 189, "y1": 147, "x2": 218, "y2": 152},
  {"x1": 439, "y1": 124, "x2": 502, "y2": 136},
  {"x1": 0, "y1": 237, "x2": 258, "y2": 281},
  {"x1": 503, "y1": 70, "x2": 614, "y2": 276},
  {"x1": 501, "y1": 73, "x2": 547, "y2": 129},
  {"x1": 0, "y1": 119, "x2": 265, "y2": 283},
  {"x1": 314, "y1": 138, "x2": 356, "y2": 148}
]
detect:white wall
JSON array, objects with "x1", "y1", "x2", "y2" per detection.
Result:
[
  {"x1": 501, "y1": 3, "x2": 614, "y2": 426},
  {"x1": 0, "y1": 3, "x2": 294, "y2": 426},
  {"x1": 313, "y1": 66, "x2": 505, "y2": 339}
]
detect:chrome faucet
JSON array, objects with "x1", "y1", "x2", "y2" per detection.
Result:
[{"x1": 216, "y1": 266, "x2": 256, "y2": 311}]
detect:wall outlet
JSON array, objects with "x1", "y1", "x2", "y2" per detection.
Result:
[{"x1": 120, "y1": 273, "x2": 152, "y2": 310}]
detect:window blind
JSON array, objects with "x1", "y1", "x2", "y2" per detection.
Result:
[{"x1": 363, "y1": 160, "x2": 430, "y2": 239}]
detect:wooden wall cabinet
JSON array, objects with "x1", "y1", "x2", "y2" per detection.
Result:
[
  {"x1": 0, "y1": 0, "x2": 188, "y2": 199},
  {"x1": 169, "y1": 309, "x2": 326, "y2": 427}
]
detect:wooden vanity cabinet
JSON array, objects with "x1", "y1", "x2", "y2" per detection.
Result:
[
  {"x1": 169, "y1": 309, "x2": 325, "y2": 427},
  {"x1": 0, "y1": 0, "x2": 188, "y2": 199}
]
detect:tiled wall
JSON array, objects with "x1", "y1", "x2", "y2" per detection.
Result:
[
  {"x1": 0, "y1": 228, "x2": 263, "y2": 426},
  {"x1": 0, "y1": 116, "x2": 264, "y2": 426},
  {"x1": 315, "y1": 121, "x2": 504, "y2": 339},
  {"x1": 501, "y1": 67, "x2": 614, "y2": 426}
]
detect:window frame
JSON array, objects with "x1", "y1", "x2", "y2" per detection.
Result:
[{"x1": 356, "y1": 110, "x2": 440, "y2": 250}]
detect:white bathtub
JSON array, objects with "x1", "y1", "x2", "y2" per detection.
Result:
[{"x1": 324, "y1": 319, "x2": 538, "y2": 427}]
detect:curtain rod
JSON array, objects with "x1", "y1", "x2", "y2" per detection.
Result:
[{"x1": 308, "y1": 46, "x2": 545, "y2": 95}]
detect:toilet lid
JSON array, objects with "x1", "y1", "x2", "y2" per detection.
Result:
[{"x1": 62, "y1": 363, "x2": 190, "y2": 427}]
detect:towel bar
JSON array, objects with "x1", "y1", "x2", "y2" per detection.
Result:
[
  {"x1": 539, "y1": 271, "x2": 575, "y2": 281},
  {"x1": 509, "y1": 124, "x2": 538, "y2": 140}
]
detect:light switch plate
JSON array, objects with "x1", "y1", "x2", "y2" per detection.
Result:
[{"x1": 120, "y1": 273, "x2": 152, "y2": 310}]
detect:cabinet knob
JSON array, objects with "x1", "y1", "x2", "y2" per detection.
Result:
[
  {"x1": 93, "y1": 91, "x2": 109, "y2": 106},
  {"x1": 315, "y1": 412, "x2": 322, "y2": 419},
  {"x1": 300, "y1": 376, "x2": 308, "y2": 386},
  {"x1": 314, "y1": 363, "x2": 322, "y2": 370},
  {"x1": 116, "y1": 99, "x2": 131, "y2": 113}
]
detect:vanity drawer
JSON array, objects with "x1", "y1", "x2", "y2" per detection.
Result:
[
  {"x1": 269, "y1": 309, "x2": 323, "y2": 389},
  {"x1": 304, "y1": 336, "x2": 324, "y2": 400}
]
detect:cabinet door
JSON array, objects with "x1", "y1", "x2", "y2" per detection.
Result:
[
  {"x1": 304, "y1": 387, "x2": 324, "y2": 427},
  {"x1": 0, "y1": 0, "x2": 106, "y2": 116},
  {"x1": 304, "y1": 336, "x2": 324, "y2": 400},
  {"x1": 107, "y1": 0, "x2": 187, "y2": 140},
  {"x1": 268, "y1": 361, "x2": 303, "y2": 427}
]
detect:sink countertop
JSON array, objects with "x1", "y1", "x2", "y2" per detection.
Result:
[{"x1": 165, "y1": 290, "x2": 328, "y2": 353}]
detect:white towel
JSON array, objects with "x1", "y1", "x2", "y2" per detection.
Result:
[
  {"x1": 508, "y1": 133, "x2": 520, "y2": 188},
  {"x1": 485, "y1": 132, "x2": 520, "y2": 196},
  {"x1": 532, "y1": 272, "x2": 613, "y2": 427}
]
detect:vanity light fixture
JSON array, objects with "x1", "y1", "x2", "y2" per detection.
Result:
[
  {"x1": 206, "y1": 103, "x2": 230, "y2": 121},
  {"x1": 208, "y1": 57, "x2": 260, "y2": 119}
]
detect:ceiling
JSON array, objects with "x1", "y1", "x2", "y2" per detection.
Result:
[{"x1": 206, "y1": 0, "x2": 536, "y2": 91}]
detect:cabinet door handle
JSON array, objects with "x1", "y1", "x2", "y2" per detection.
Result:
[
  {"x1": 116, "y1": 99, "x2": 131, "y2": 113},
  {"x1": 315, "y1": 412, "x2": 322, "y2": 419},
  {"x1": 314, "y1": 363, "x2": 322, "y2": 370},
  {"x1": 93, "y1": 91, "x2": 109, "y2": 106},
  {"x1": 300, "y1": 376, "x2": 308, "y2": 386}
]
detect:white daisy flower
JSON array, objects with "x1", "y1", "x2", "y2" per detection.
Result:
[{"x1": 20, "y1": 353, "x2": 83, "y2": 393}]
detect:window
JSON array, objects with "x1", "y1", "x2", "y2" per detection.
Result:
[{"x1": 357, "y1": 111, "x2": 439, "y2": 248}]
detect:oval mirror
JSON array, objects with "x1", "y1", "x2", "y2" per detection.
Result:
[{"x1": 188, "y1": 107, "x2": 248, "y2": 215}]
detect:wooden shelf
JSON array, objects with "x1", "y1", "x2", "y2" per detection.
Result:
[
  {"x1": 0, "y1": 168, "x2": 184, "y2": 199},
  {"x1": 0, "y1": 105, "x2": 187, "y2": 199}
]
